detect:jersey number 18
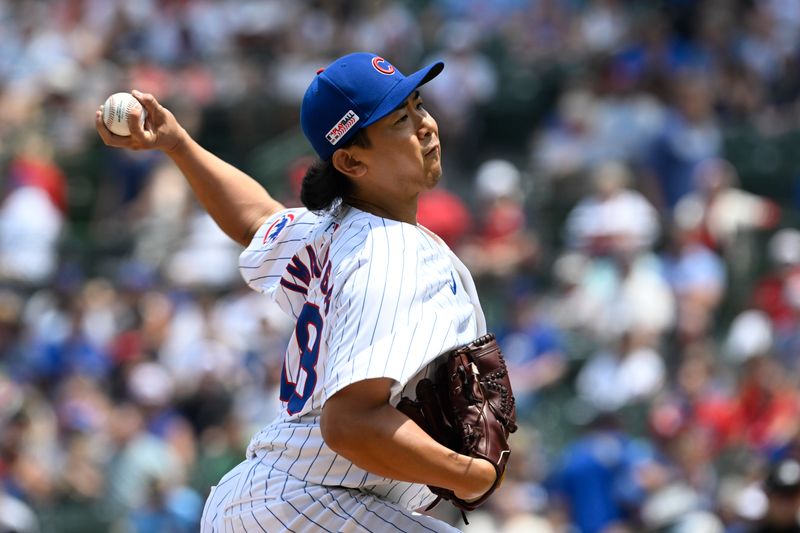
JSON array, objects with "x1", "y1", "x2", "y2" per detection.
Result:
[{"x1": 280, "y1": 303, "x2": 323, "y2": 414}]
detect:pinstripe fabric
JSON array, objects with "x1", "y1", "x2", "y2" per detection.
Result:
[
  {"x1": 200, "y1": 452, "x2": 461, "y2": 532},
  {"x1": 212, "y1": 205, "x2": 486, "y2": 531}
]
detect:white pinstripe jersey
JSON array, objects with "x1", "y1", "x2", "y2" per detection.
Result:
[{"x1": 238, "y1": 205, "x2": 486, "y2": 510}]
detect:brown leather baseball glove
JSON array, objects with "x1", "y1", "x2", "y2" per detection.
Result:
[{"x1": 397, "y1": 333, "x2": 517, "y2": 514}]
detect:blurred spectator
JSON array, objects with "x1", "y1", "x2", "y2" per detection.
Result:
[
  {"x1": 549, "y1": 413, "x2": 666, "y2": 533},
  {"x1": 158, "y1": 294, "x2": 244, "y2": 394},
  {"x1": 576, "y1": 0, "x2": 629, "y2": 55},
  {"x1": 6, "y1": 134, "x2": 67, "y2": 212},
  {"x1": 0, "y1": 290, "x2": 28, "y2": 380},
  {"x1": 31, "y1": 299, "x2": 110, "y2": 386},
  {"x1": 579, "y1": 249, "x2": 675, "y2": 340},
  {"x1": 640, "y1": 482, "x2": 725, "y2": 533},
  {"x1": 737, "y1": 5, "x2": 786, "y2": 84},
  {"x1": 753, "y1": 229, "x2": 800, "y2": 329},
  {"x1": 458, "y1": 159, "x2": 539, "y2": 326},
  {"x1": 351, "y1": 0, "x2": 423, "y2": 68},
  {"x1": 0, "y1": 385, "x2": 58, "y2": 507},
  {"x1": 460, "y1": 159, "x2": 538, "y2": 279},
  {"x1": 770, "y1": 272, "x2": 800, "y2": 371},
  {"x1": 576, "y1": 331, "x2": 666, "y2": 412},
  {"x1": 95, "y1": 149, "x2": 163, "y2": 227},
  {"x1": 163, "y1": 210, "x2": 241, "y2": 290},
  {"x1": 565, "y1": 160, "x2": 660, "y2": 255},
  {"x1": 658, "y1": 423, "x2": 719, "y2": 506},
  {"x1": 725, "y1": 355, "x2": 800, "y2": 451},
  {"x1": 590, "y1": 68, "x2": 667, "y2": 166},
  {"x1": 497, "y1": 294, "x2": 567, "y2": 411},
  {"x1": 741, "y1": 458, "x2": 800, "y2": 532},
  {"x1": 613, "y1": 8, "x2": 713, "y2": 86},
  {"x1": 131, "y1": 161, "x2": 192, "y2": 268},
  {"x1": 540, "y1": 251, "x2": 598, "y2": 336},
  {"x1": 649, "y1": 346, "x2": 733, "y2": 453},
  {"x1": 643, "y1": 75, "x2": 722, "y2": 211},
  {"x1": 752, "y1": 228, "x2": 800, "y2": 371},
  {"x1": 533, "y1": 88, "x2": 601, "y2": 184},
  {"x1": 0, "y1": 489, "x2": 39, "y2": 533},
  {"x1": 417, "y1": 185, "x2": 472, "y2": 249},
  {"x1": 725, "y1": 310, "x2": 775, "y2": 365},
  {"x1": 674, "y1": 158, "x2": 780, "y2": 255},
  {"x1": 125, "y1": 480, "x2": 203, "y2": 533},
  {"x1": 662, "y1": 221, "x2": 727, "y2": 346},
  {"x1": 0, "y1": 136, "x2": 65, "y2": 286},
  {"x1": 103, "y1": 401, "x2": 202, "y2": 529}
]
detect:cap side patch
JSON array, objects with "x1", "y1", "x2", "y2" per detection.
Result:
[{"x1": 325, "y1": 110, "x2": 360, "y2": 146}]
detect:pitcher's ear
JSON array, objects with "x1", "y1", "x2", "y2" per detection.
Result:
[{"x1": 332, "y1": 148, "x2": 367, "y2": 179}]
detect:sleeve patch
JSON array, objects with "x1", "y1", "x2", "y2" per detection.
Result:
[{"x1": 263, "y1": 213, "x2": 296, "y2": 245}]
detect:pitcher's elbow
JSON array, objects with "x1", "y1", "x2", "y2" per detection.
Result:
[{"x1": 320, "y1": 406, "x2": 350, "y2": 453}]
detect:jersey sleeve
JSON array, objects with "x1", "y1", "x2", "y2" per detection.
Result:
[
  {"x1": 238, "y1": 208, "x2": 322, "y2": 312},
  {"x1": 319, "y1": 221, "x2": 472, "y2": 406}
]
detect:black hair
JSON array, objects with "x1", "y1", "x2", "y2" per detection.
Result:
[{"x1": 301, "y1": 129, "x2": 370, "y2": 213}]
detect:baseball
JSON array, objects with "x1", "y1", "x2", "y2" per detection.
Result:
[{"x1": 101, "y1": 92, "x2": 146, "y2": 136}]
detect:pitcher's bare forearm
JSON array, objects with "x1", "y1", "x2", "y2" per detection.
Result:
[
  {"x1": 166, "y1": 131, "x2": 283, "y2": 245},
  {"x1": 321, "y1": 378, "x2": 495, "y2": 501}
]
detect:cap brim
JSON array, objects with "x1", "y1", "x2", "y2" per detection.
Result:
[{"x1": 364, "y1": 61, "x2": 444, "y2": 127}]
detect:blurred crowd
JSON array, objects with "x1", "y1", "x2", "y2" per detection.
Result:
[{"x1": 3, "y1": 0, "x2": 800, "y2": 532}]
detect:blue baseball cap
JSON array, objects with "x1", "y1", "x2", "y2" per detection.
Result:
[{"x1": 301, "y1": 53, "x2": 444, "y2": 160}]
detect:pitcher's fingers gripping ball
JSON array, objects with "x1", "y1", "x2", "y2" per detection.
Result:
[{"x1": 102, "y1": 92, "x2": 146, "y2": 136}]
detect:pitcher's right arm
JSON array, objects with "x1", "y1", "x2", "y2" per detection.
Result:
[{"x1": 95, "y1": 90, "x2": 284, "y2": 246}]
